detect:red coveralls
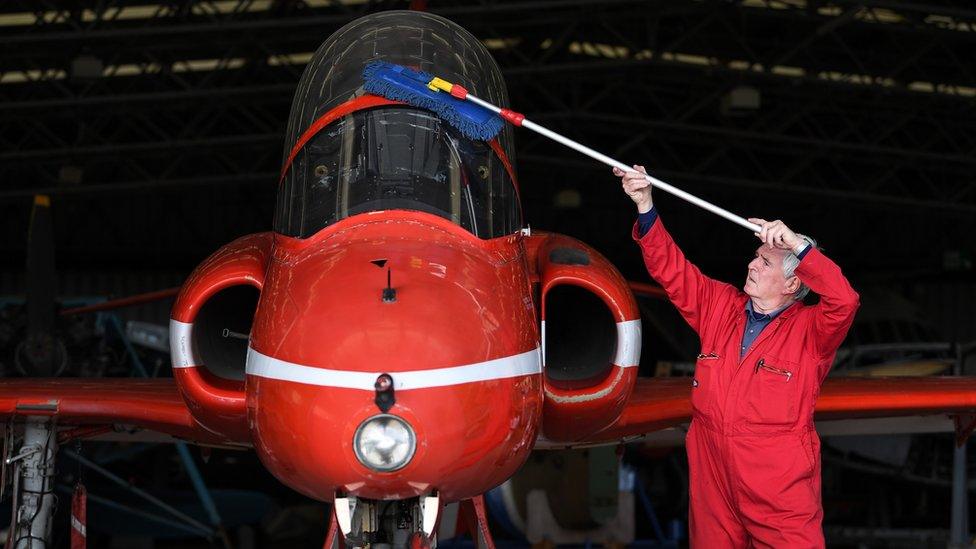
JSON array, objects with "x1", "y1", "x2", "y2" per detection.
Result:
[{"x1": 635, "y1": 219, "x2": 859, "y2": 548}]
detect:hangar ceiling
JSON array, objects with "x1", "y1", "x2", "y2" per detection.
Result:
[{"x1": 1, "y1": 0, "x2": 974, "y2": 283}]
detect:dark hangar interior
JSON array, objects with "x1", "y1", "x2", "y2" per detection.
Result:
[{"x1": 1, "y1": 1, "x2": 976, "y2": 548}]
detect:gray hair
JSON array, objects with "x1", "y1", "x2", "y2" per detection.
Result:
[{"x1": 783, "y1": 234, "x2": 817, "y2": 301}]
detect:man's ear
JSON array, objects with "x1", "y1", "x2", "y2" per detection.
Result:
[{"x1": 783, "y1": 275, "x2": 801, "y2": 296}]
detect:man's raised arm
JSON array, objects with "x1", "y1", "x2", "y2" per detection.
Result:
[{"x1": 616, "y1": 165, "x2": 739, "y2": 335}]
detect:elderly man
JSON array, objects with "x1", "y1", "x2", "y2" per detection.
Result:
[{"x1": 614, "y1": 165, "x2": 859, "y2": 548}]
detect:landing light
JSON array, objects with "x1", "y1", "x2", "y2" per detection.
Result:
[{"x1": 353, "y1": 414, "x2": 416, "y2": 472}]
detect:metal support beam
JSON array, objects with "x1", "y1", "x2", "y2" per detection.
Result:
[
  {"x1": 950, "y1": 343, "x2": 971, "y2": 548},
  {"x1": 949, "y1": 440, "x2": 968, "y2": 548}
]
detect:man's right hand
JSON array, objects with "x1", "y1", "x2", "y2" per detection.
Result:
[{"x1": 613, "y1": 164, "x2": 653, "y2": 213}]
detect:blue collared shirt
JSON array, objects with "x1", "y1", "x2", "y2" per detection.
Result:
[{"x1": 740, "y1": 301, "x2": 791, "y2": 359}]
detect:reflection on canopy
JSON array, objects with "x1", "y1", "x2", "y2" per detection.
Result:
[{"x1": 275, "y1": 107, "x2": 521, "y2": 239}]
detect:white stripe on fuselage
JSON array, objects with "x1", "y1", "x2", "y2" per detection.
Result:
[
  {"x1": 245, "y1": 346, "x2": 542, "y2": 390},
  {"x1": 169, "y1": 319, "x2": 201, "y2": 368},
  {"x1": 614, "y1": 319, "x2": 641, "y2": 368}
]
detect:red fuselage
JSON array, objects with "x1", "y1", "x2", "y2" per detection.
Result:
[
  {"x1": 246, "y1": 210, "x2": 541, "y2": 501},
  {"x1": 170, "y1": 203, "x2": 642, "y2": 503}
]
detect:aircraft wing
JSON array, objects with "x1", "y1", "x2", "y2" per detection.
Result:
[
  {"x1": 583, "y1": 376, "x2": 976, "y2": 446},
  {"x1": 0, "y1": 379, "x2": 238, "y2": 446},
  {"x1": 627, "y1": 281, "x2": 667, "y2": 300}
]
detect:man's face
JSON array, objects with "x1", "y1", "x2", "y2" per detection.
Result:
[{"x1": 744, "y1": 245, "x2": 790, "y2": 301}]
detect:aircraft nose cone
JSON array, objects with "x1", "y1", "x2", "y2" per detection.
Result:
[
  {"x1": 246, "y1": 215, "x2": 542, "y2": 502},
  {"x1": 254, "y1": 223, "x2": 531, "y2": 374}
]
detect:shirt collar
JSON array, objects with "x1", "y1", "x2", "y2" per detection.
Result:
[{"x1": 745, "y1": 300, "x2": 791, "y2": 322}]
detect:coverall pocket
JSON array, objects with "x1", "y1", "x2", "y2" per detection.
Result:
[
  {"x1": 691, "y1": 353, "x2": 718, "y2": 415},
  {"x1": 800, "y1": 431, "x2": 819, "y2": 476},
  {"x1": 744, "y1": 356, "x2": 798, "y2": 426}
]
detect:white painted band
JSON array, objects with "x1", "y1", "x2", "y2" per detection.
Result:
[
  {"x1": 169, "y1": 319, "x2": 201, "y2": 369},
  {"x1": 541, "y1": 320, "x2": 547, "y2": 367},
  {"x1": 541, "y1": 319, "x2": 641, "y2": 369},
  {"x1": 71, "y1": 516, "x2": 86, "y2": 537},
  {"x1": 614, "y1": 319, "x2": 642, "y2": 368},
  {"x1": 245, "y1": 346, "x2": 542, "y2": 390}
]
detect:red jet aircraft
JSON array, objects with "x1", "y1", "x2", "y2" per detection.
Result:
[{"x1": 3, "y1": 10, "x2": 976, "y2": 549}]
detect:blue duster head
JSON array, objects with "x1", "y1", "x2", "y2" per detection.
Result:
[{"x1": 363, "y1": 61, "x2": 504, "y2": 142}]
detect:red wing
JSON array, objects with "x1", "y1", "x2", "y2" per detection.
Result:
[
  {"x1": 628, "y1": 281, "x2": 667, "y2": 300},
  {"x1": 597, "y1": 378, "x2": 691, "y2": 441},
  {"x1": 59, "y1": 287, "x2": 179, "y2": 316},
  {"x1": 816, "y1": 377, "x2": 976, "y2": 418},
  {"x1": 591, "y1": 376, "x2": 976, "y2": 444},
  {"x1": 0, "y1": 379, "x2": 237, "y2": 446}
]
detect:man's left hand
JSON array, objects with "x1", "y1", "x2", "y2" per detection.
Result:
[{"x1": 748, "y1": 218, "x2": 804, "y2": 252}]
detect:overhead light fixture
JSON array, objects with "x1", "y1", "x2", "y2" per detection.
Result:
[
  {"x1": 71, "y1": 55, "x2": 104, "y2": 80},
  {"x1": 58, "y1": 165, "x2": 83, "y2": 185},
  {"x1": 553, "y1": 189, "x2": 582, "y2": 210},
  {"x1": 720, "y1": 85, "x2": 761, "y2": 117}
]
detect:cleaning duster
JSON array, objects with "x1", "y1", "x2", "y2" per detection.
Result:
[
  {"x1": 363, "y1": 61, "x2": 761, "y2": 233},
  {"x1": 362, "y1": 62, "x2": 504, "y2": 142}
]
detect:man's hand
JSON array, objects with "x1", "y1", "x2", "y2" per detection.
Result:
[
  {"x1": 748, "y1": 218, "x2": 805, "y2": 253},
  {"x1": 613, "y1": 165, "x2": 653, "y2": 213}
]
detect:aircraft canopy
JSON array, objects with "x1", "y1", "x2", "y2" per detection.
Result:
[{"x1": 274, "y1": 106, "x2": 521, "y2": 239}]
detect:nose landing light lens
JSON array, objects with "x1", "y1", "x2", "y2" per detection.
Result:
[{"x1": 353, "y1": 414, "x2": 416, "y2": 472}]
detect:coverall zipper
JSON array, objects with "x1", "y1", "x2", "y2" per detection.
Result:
[{"x1": 755, "y1": 358, "x2": 793, "y2": 381}]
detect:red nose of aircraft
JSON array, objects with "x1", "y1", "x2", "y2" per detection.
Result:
[
  {"x1": 245, "y1": 212, "x2": 541, "y2": 502},
  {"x1": 248, "y1": 8, "x2": 536, "y2": 502}
]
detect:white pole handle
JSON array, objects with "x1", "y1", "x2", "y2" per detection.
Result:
[{"x1": 465, "y1": 95, "x2": 762, "y2": 233}]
